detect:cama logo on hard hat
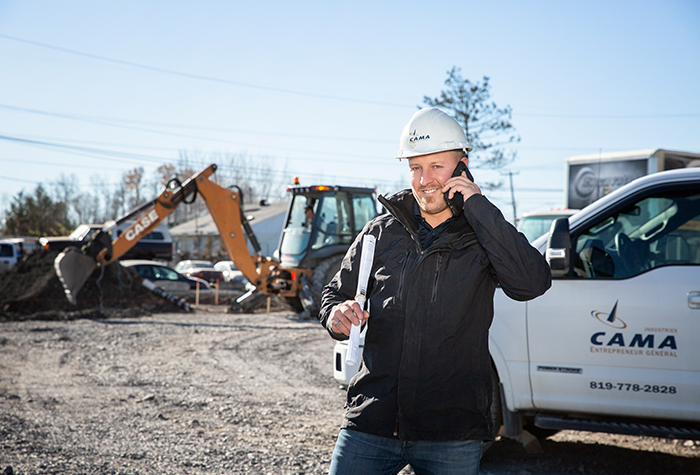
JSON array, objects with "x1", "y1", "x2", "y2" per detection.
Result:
[
  {"x1": 125, "y1": 209, "x2": 160, "y2": 241},
  {"x1": 408, "y1": 129, "x2": 430, "y2": 144}
]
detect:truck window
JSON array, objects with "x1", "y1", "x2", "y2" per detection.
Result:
[
  {"x1": 572, "y1": 188, "x2": 700, "y2": 279},
  {"x1": 152, "y1": 265, "x2": 180, "y2": 280},
  {"x1": 310, "y1": 192, "x2": 352, "y2": 250},
  {"x1": 280, "y1": 195, "x2": 316, "y2": 257},
  {"x1": 0, "y1": 244, "x2": 14, "y2": 258},
  {"x1": 353, "y1": 194, "x2": 377, "y2": 233}
]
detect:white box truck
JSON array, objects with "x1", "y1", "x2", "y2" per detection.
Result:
[{"x1": 565, "y1": 148, "x2": 700, "y2": 209}]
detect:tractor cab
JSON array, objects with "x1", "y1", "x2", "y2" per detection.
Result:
[{"x1": 278, "y1": 184, "x2": 377, "y2": 268}]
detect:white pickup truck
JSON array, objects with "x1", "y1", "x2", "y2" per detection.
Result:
[{"x1": 333, "y1": 167, "x2": 700, "y2": 442}]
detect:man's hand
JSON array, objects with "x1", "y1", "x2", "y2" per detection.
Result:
[
  {"x1": 328, "y1": 300, "x2": 369, "y2": 336},
  {"x1": 442, "y1": 171, "x2": 481, "y2": 202}
]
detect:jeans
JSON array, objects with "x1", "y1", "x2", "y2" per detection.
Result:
[{"x1": 328, "y1": 429, "x2": 482, "y2": 475}]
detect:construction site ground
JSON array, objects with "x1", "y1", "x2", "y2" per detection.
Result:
[
  {"x1": 2, "y1": 307, "x2": 698, "y2": 475},
  {"x1": 1, "y1": 251, "x2": 699, "y2": 474}
]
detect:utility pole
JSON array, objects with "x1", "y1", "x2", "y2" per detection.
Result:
[{"x1": 500, "y1": 170, "x2": 519, "y2": 225}]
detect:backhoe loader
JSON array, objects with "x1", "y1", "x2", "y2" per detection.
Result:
[{"x1": 54, "y1": 164, "x2": 378, "y2": 316}]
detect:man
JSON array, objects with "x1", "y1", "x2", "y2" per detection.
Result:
[
  {"x1": 320, "y1": 107, "x2": 552, "y2": 475},
  {"x1": 304, "y1": 204, "x2": 315, "y2": 227}
]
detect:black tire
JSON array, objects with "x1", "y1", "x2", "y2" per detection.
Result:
[
  {"x1": 302, "y1": 255, "x2": 344, "y2": 319},
  {"x1": 482, "y1": 365, "x2": 503, "y2": 453}
]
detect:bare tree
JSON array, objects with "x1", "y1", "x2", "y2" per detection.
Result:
[
  {"x1": 39, "y1": 150, "x2": 291, "y2": 233},
  {"x1": 52, "y1": 173, "x2": 81, "y2": 224},
  {"x1": 216, "y1": 151, "x2": 288, "y2": 205},
  {"x1": 123, "y1": 167, "x2": 145, "y2": 211},
  {"x1": 155, "y1": 163, "x2": 176, "y2": 187}
]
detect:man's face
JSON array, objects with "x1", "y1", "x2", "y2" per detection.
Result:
[{"x1": 408, "y1": 150, "x2": 464, "y2": 221}]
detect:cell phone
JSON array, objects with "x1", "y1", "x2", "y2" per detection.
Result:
[{"x1": 443, "y1": 160, "x2": 474, "y2": 217}]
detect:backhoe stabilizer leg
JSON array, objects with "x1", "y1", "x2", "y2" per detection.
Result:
[
  {"x1": 54, "y1": 248, "x2": 98, "y2": 305},
  {"x1": 228, "y1": 289, "x2": 270, "y2": 313},
  {"x1": 298, "y1": 273, "x2": 314, "y2": 309}
]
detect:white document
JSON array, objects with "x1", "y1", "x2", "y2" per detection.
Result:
[{"x1": 346, "y1": 234, "x2": 376, "y2": 365}]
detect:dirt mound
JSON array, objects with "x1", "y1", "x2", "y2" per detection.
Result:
[{"x1": 0, "y1": 250, "x2": 183, "y2": 321}]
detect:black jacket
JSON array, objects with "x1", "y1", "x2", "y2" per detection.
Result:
[{"x1": 320, "y1": 190, "x2": 551, "y2": 441}]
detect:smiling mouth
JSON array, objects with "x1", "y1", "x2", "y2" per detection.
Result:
[{"x1": 421, "y1": 187, "x2": 440, "y2": 196}]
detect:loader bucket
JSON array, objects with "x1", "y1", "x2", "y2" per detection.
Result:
[{"x1": 54, "y1": 247, "x2": 98, "y2": 305}]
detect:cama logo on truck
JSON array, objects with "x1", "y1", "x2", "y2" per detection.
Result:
[
  {"x1": 125, "y1": 209, "x2": 160, "y2": 242},
  {"x1": 589, "y1": 300, "x2": 678, "y2": 357}
]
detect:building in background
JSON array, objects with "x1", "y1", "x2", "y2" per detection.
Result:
[{"x1": 170, "y1": 201, "x2": 287, "y2": 263}]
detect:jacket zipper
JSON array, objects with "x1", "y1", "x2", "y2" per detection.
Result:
[
  {"x1": 431, "y1": 253, "x2": 443, "y2": 302},
  {"x1": 396, "y1": 249, "x2": 411, "y2": 301}
]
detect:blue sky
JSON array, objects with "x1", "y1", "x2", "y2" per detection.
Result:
[{"x1": 1, "y1": 0, "x2": 698, "y2": 223}]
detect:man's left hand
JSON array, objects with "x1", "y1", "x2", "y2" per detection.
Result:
[{"x1": 442, "y1": 171, "x2": 481, "y2": 201}]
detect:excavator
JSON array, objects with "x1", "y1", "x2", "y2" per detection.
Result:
[{"x1": 54, "y1": 164, "x2": 378, "y2": 316}]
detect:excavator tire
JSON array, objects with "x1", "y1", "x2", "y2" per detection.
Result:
[{"x1": 303, "y1": 255, "x2": 344, "y2": 320}]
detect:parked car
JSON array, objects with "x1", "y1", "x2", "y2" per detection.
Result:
[
  {"x1": 174, "y1": 260, "x2": 223, "y2": 284},
  {"x1": 121, "y1": 259, "x2": 210, "y2": 293},
  {"x1": 214, "y1": 260, "x2": 248, "y2": 287}
]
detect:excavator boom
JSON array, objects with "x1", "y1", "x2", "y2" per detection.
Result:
[{"x1": 54, "y1": 164, "x2": 274, "y2": 304}]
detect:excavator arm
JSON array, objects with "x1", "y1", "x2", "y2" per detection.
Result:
[{"x1": 55, "y1": 164, "x2": 280, "y2": 304}]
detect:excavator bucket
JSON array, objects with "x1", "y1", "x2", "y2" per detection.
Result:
[
  {"x1": 54, "y1": 230, "x2": 113, "y2": 304},
  {"x1": 54, "y1": 247, "x2": 98, "y2": 305}
]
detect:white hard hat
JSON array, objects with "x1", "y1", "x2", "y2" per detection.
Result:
[{"x1": 395, "y1": 107, "x2": 473, "y2": 160}]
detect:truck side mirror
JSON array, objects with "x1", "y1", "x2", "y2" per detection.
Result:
[{"x1": 546, "y1": 217, "x2": 571, "y2": 277}]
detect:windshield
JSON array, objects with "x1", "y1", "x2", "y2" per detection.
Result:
[
  {"x1": 69, "y1": 225, "x2": 99, "y2": 241},
  {"x1": 519, "y1": 217, "x2": 560, "y2": 242},
  {"x1": 279, "y1": 194, "x2": 317, "y2": 259},
  {"x1": 309, "y1": 191, "x2": 352, "y2": 250},
  {"x1": 193, "y1": 262, "x2": 215, "y2": 269},
  {"x1": 280, "y1": 190, "x2": 373, "y2": 265}
]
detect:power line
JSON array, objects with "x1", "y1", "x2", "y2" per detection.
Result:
[
  {"x1": 0, "y1": 174, "x2": 41, "y2": 185},
  {"x1": 0, "y1": 131, "x2": 393, "y2": 166},
  {"x1": 0, "y1": 102, "x2": 394, "y2": 161},
  {"x1": 515, "y1": 111, "x2": 700, "y2": 119},
  {"x1": 0, "y1": 102, "x2": 395, "y2": 145},
  {"x1": 0, "y1": 133, "x2": 565, "y2": 196},
  {"x1": 0, "y1": 134, "x2": 173, "y2": 165},
  {"x1": 2, "y1": 35, "x2": 696, "y2": 120},
  {"x1": 0, "y1": 34, "x2": 411, "y2": 109},
  {"x1": 0, "y1": 149, "x2": 405, "y2": 192}
]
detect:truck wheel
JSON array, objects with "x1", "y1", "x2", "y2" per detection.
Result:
[
  {"x1": 482, "y1": 366, "x2": 503, "y2": 453},
  {"x1": 303, "y1": 255, "x2": 343, "y2": 319}
]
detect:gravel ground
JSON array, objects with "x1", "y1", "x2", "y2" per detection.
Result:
[{"x1": 1, "y1": 308, "x2": 699, "y2": 474}]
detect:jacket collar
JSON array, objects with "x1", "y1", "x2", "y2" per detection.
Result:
[{"x1": 378, "y1": 190, "x2": 475, "y2": 246}]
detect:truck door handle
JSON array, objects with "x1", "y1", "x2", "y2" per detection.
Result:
[{"x1": 689, "y1": 291, "x2": 700, "y2": 309}]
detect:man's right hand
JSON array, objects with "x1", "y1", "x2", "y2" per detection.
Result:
[{"x1": 328, "y1": 300, "x2": 369, "y2": 336}]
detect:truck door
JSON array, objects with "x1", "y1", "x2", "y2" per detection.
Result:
[{"x1": 527, "y1": 184, "x2": 700, "y2": 422}]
